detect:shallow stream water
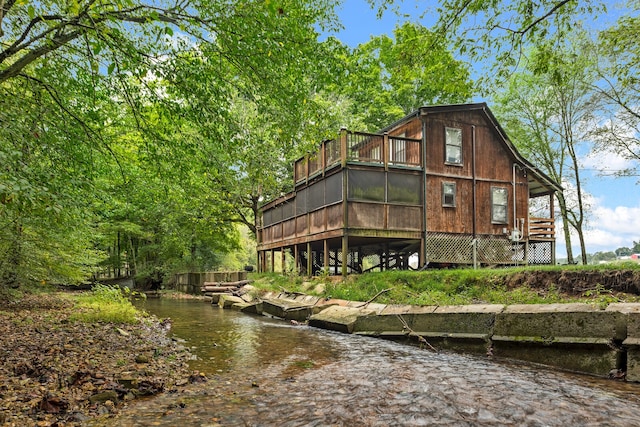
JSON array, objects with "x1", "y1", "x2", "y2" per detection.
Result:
[{"x1": 102, "y1": 298, "x2": 640, "y2": 426}]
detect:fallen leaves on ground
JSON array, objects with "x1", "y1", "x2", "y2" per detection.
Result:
[{"x1": 0, "y1": 293, "x2": 195, "y2": 426}]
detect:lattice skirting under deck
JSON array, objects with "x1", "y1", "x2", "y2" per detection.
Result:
[{"x1": 426, "y1": 233, "x2": 526, "y2": 265}]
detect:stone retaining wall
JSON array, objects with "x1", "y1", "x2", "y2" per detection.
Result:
[{"x1": 241, "y1": 292, "x2": 640, "y2": 381}]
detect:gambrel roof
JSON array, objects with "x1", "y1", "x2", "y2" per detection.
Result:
[{"x1": 380, "y1": 102, "x2": 563, "y2": 198}]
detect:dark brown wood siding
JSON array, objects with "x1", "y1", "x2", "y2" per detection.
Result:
[
  {"x1": 389, "y1": 117, "x2": 422, "y2": 139},
  {"x1": 418, "y1": 110, "x2": 529, "y2": 236}
]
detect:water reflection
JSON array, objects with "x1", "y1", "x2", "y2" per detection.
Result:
[
  {"x1": 135, "y1": 298, "x2": 338, "y2": 374},
  {"x1": 109, "y1": 298, "x2": 640, "y2": 427}
]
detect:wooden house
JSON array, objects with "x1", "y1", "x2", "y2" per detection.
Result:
[{"x1": 256, "y1": 103, "x2": 561, "y2": 275}]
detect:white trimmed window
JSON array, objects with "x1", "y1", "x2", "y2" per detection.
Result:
[
  {"x1": 491, "y1": 187, "x2": 508, "y2": 224},
  {"x1": 445, "y1": 127, "x2": 462, "y2": 165},
  {"x1": 442, "y1": 182, "x2": 456, "y2": 207}
]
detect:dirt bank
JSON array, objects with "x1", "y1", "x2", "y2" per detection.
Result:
[
  {"x1": 504, "y1": 269, "x2": 640, "y2": 296},
  {"x1": 0, "y1": 293, "x2": 199, "y2": 427}
]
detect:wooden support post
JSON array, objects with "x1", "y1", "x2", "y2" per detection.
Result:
[
  {"x1": 324, "y1": 240, "x2": 329, "y2": 275},
  {"x1": 294, "y1": 245, "x2": 299, "y2": 275},
  {"x1": 270, "y1": 249, "x2": 275, "y2": 273},
  {"x1": 342, "y1": 235, "x2": 348, "y2": 277},
  {"x1": 307, "y1": 242, "x2": 312, "y2": 277},
  {"x1": 385, "y1": 244, "x2": 390, "y2": 270},
  {"x1": 281, "y1": 248, "x2": 286, "y2": 274}
]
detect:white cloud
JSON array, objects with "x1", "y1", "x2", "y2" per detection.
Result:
[
  {"x1": 555, "y1": 202, "x2": 640, "y2": 256},
  {"x1": 582, "y1": 150, "x2": 635, "y2": 174}
]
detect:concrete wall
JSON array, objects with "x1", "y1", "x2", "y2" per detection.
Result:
[
  {"x1": 171, "y1": 271, "x2": 248, "y2": 294},
  {"x1": 304, "y1": 298, "x2": 640, "y2": 380},
  {"x1": 228, "y1": 291, "x2": 640, "y2": 380}
]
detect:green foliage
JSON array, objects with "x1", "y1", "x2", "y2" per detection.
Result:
[
  {"x1": 494, "y1": 35, "x2": 597, "y2": 264},
  {"x1": 582, "y1": 284, "x2": 621, "y2": 309},
  {"x1": 334, "y1": 22, "x2": 474, "y2": 131},
  {"x1": 418, "y1": 0, "x2": 608, "y2": 84},
  {"x1": 70, "y1": 285, "x2": 141, "y2": 324},
  {"x1": 217, "y1": 226, "x2": 257, "y2": 271},
  {"x1": 250, "y1": 272, "x2": 307, "y2": 293},
  {"x1": 591, "y1": 13, "x2": 640, "y2": 177},
  {"x1": 0, "y1": 0, "x2": 344, "y2": 288},
  {"x1": 328, "y1": 269, "x2": 554, "y2": 306},
  {"x1": 251, "y1": 265, "x2": 640, "y2": 306},
  {"x1": 590, "y1": 251, "x2": 617, "y2": 264}
]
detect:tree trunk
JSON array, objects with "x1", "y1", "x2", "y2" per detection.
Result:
[
  {"x1": 1, "y1": 221, "x2": 22, "y2": 289},
  {"x1": 128, "y1": 234, "x2": 137, "y2": 277},
  {"x1": 556, "y1": 194, "x2": 574, "y2": 263},
  {"x1": 566, "y1": 134, "x2": 588, "y2": 265},
  {"x1": 117, "y1": 232, "x2": 121, "y2": 278}
]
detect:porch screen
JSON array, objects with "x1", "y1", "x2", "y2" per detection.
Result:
[
  {"x1": 281, "y1": 200, "x2": 295, "y2": 220},
  {"x1": 348, "y1": 170, "x2": 385, "y2": 202},
  {"x1": 296, "y1": 188, "x2": 307, "y2": 216},
  {"x1": 269, "y1": 205, "x2": 282, "y2": 224},
  {"x1": 308, "y1": 181, "x2": 324, "y2": 211},
  {"x1": 325, "y1": 172, "x2": 343, "y2": 205},
  {"x1": 388, "y1": 172, "x2": 421, "y2": 204},
  {"x1": 263, "y1": 209, "x2": 273, "y2": 226}
]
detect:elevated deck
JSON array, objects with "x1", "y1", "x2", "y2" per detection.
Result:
[{"x1": 258, "y1": 123, "x2": 558, "y2": 274}]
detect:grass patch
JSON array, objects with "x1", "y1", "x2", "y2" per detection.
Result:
[
  {"x1": 69, "y1": 285, "x2": 142, "y2": 324},
  {"x1": 292, "y1": 360, "x2": 315, "y2": 369},
  {"x1": 249, "y1": 264, "x2": 640, "y2": 306}
]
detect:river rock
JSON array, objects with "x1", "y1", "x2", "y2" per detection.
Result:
[
  {"x1": 239, "y1": 301, "x2": 263, "y2": 315},
  {"x1": 89, "y1": 390, "x2": 118, "y2": 404},
  {"x1": 218, "y1": 294, "x2": 245, "y2": 308},
  {"x1": 135, "y1": 355, "x2": 149, "y2": 363}
]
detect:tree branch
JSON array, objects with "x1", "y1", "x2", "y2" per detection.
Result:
[
  {"x1": 0, "y1": 0, "x2": 17, "y2": 37},
  {"x1": 396, "y1": 314, "x2": 438, "y2": 352},
  {"x1": 517, "y1": 0, "x2": 573, "y2": 36},
  {"x1": 0, "y1": 30, "x2": 83, "y2": 83},
  {"x1": 19, "y1": 73, "x2": 127, "y2": 181},
  {"x1": 0, "y1": 4, "x2": 201, "y2": 84}
]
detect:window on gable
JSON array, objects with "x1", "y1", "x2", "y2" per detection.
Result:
[
  {"x1": 445, "y1": 127, "x2": 462, "y2": 165},
  {"x1": 491, "y1": 187, "x2": 508, "y2": 224},
  {"x1": 442, "y1": 182, "x2": 456, "y2": 207}
]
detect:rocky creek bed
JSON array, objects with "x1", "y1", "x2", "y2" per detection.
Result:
[{"x1": 0, "y1": 293, "x2": 200, "y2": 426}]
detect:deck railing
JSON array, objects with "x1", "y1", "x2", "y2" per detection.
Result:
[
  {"x1": 529, "y1": 217, "x2": 555, "y2": 240},
  {"x1": 294, "y1": 130, "x2": 422, "y2": 183}
]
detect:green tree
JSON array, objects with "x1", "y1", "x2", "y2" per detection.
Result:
[
  {"x1": 337, "y1": 22, "x2": 474, "y2": 131},
  {"x1": 0, "y1": 0, "x2": 342, "y2": 288},
  {"x1": 421, "y1": 0, "x2": 605, "y2": 84},
  {"x1": 590, "y1": 251, "x2": 617, "y2": 263},
  {"x1": 495, "y1": 39, "x2": 598, "y2": 264},
  {"x1": 590, "y1": 12, "x2": 640, "y2": 178},
  {"x1": 616, "y1": 247, "x2": 633, "y2": 257}
]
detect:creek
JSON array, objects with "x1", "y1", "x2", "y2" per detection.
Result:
[{"x1": 103, "y1": 298, "x2": 640, "y2": 426}]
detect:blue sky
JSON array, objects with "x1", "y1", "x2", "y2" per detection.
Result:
[{"x1": 328, "y1": 0, "x2": 640, "y2": 257}]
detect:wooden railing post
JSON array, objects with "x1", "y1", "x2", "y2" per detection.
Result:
[
  {"x1": 321, "y1": 140, "x2": 326, "y2": 177},
  {"x1": 383, "y1": 132, "x2": 389, "y2": 171},
  {"x1": 340, "y1": 128, "x2": 348, "y2": 167}
]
